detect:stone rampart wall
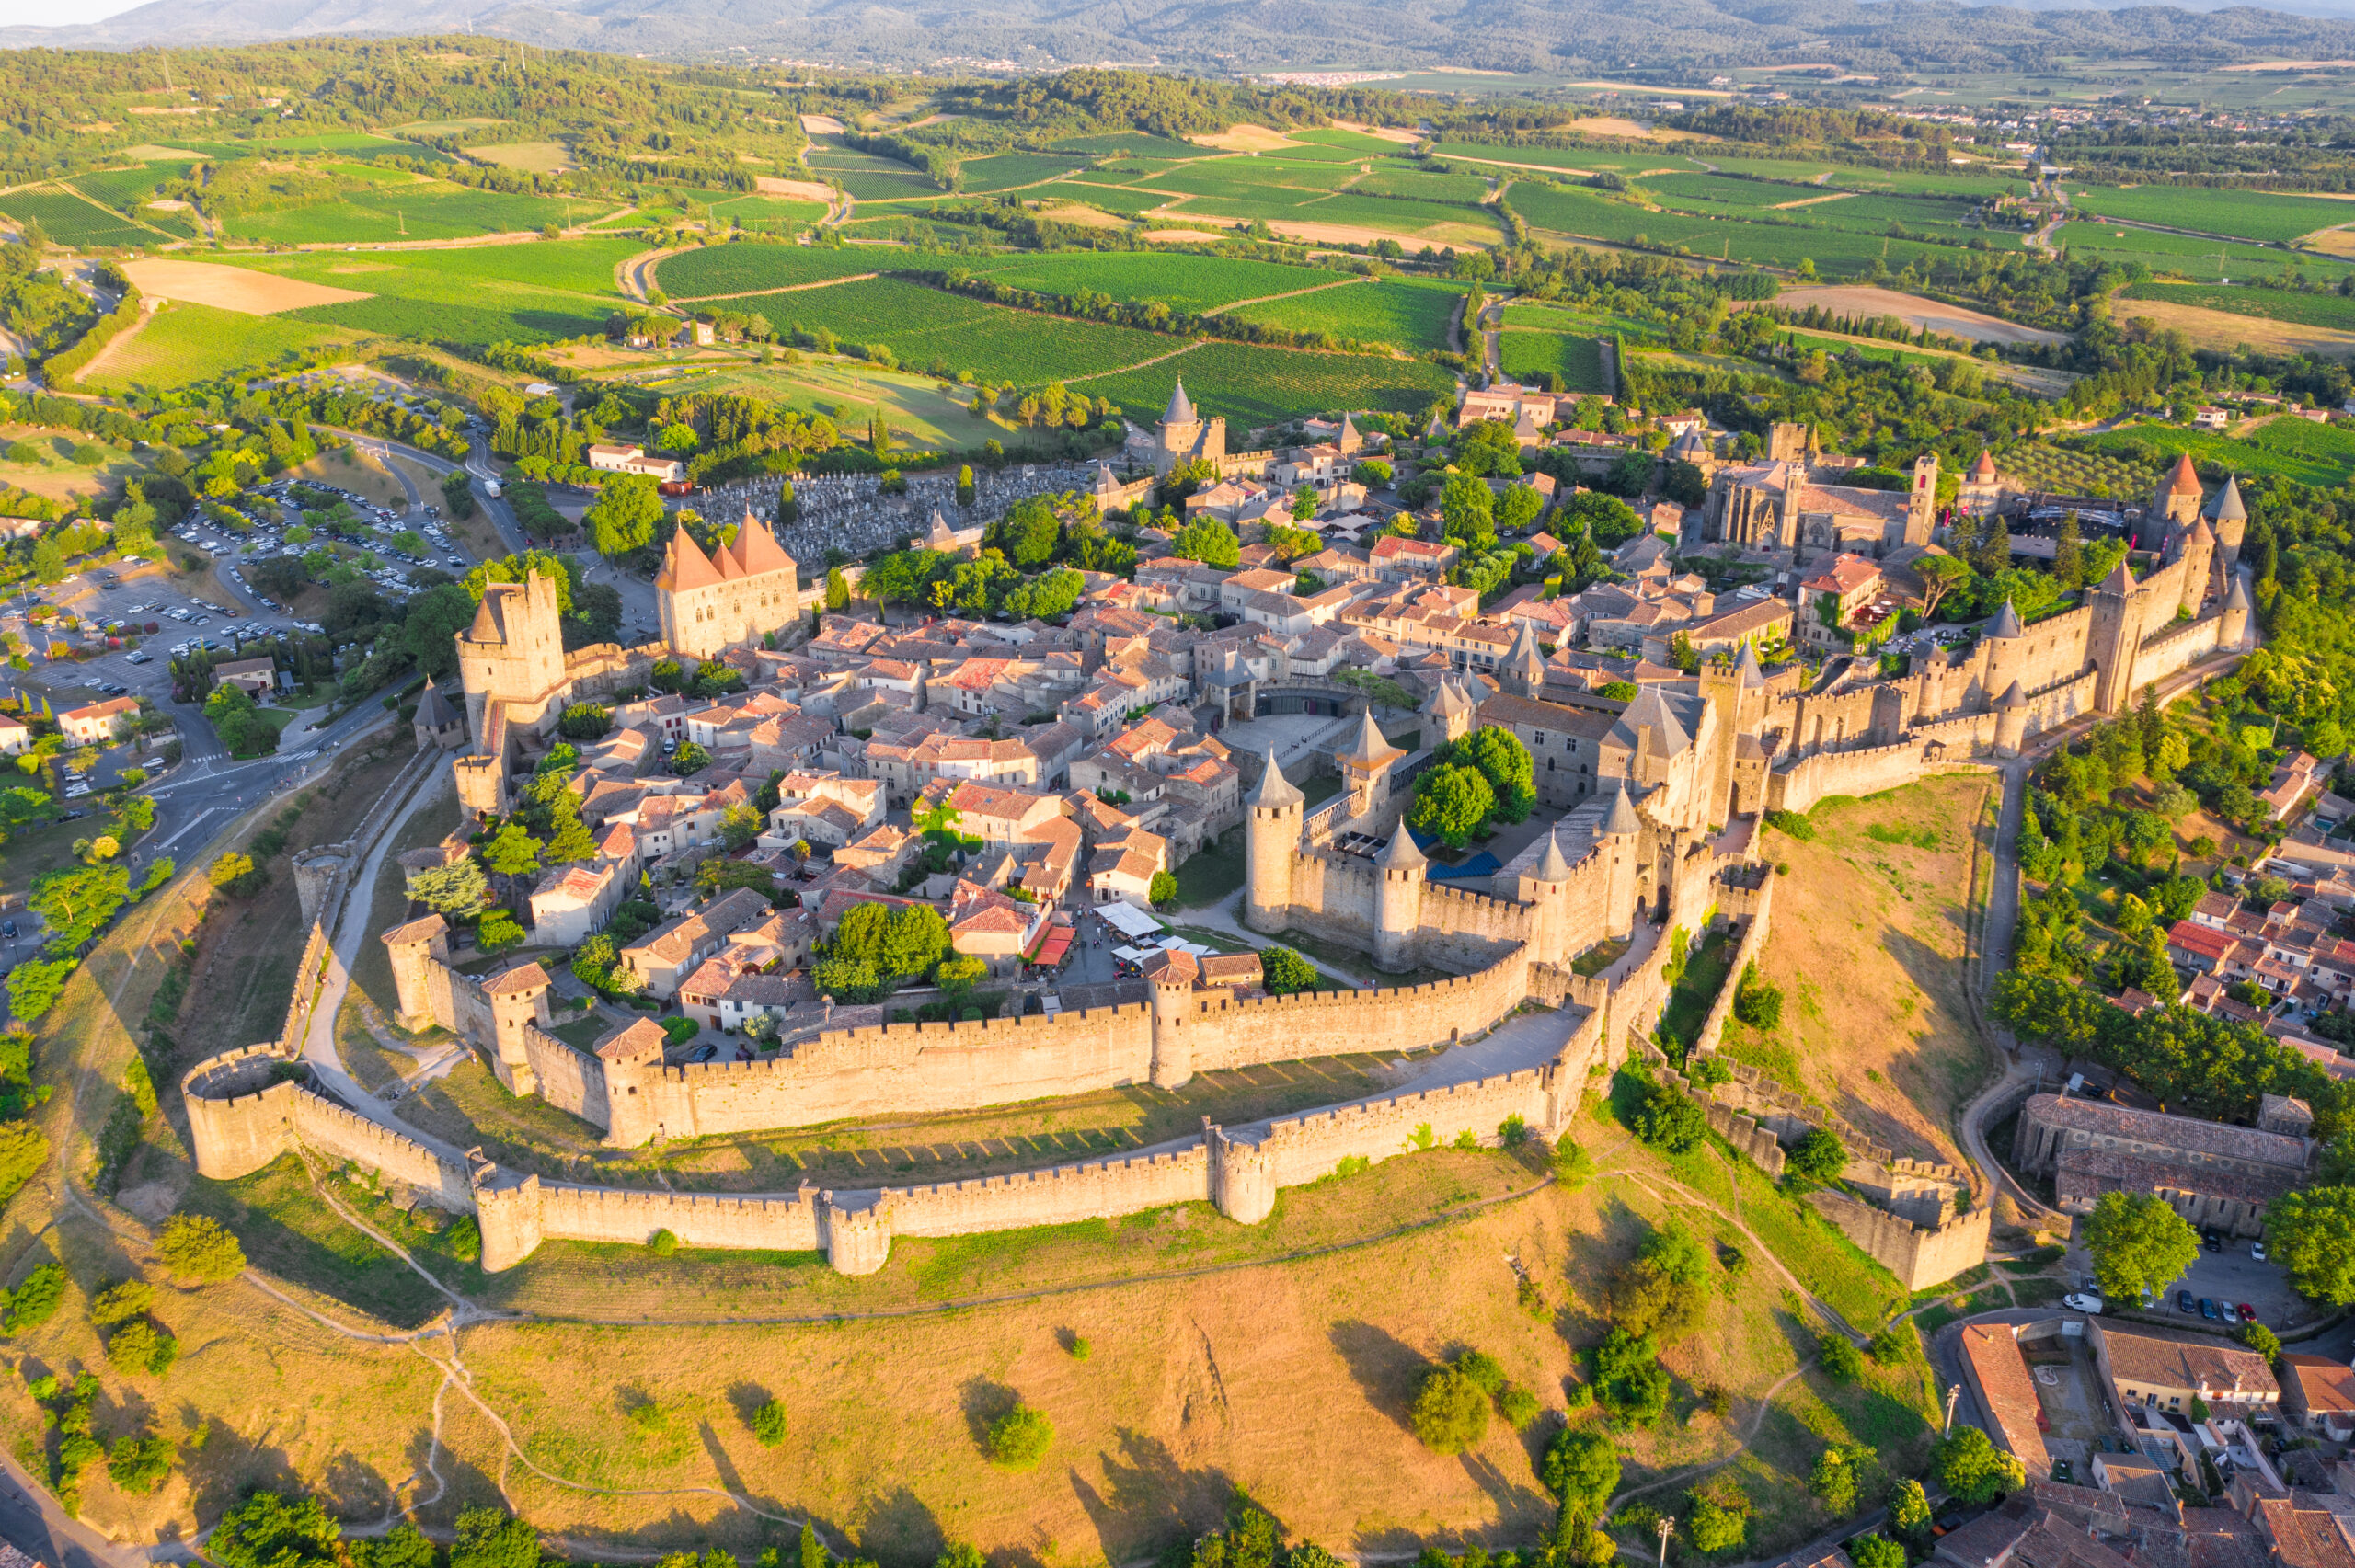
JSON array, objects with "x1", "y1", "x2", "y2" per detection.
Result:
[
  {"x1": 1809, "y1": 1188, "x2": 1990, "y2": 1293},
  {"x1": 289, "y1": 1093, "x2": 471, "y2": 1209},
  {"x1": 1257, "y1": 1070, "x2": 1554, "y2": 1188},
  {"x1": 537, "y1": 1180, "x2": 824, "y2": 1251},
  {"x1": 2134, "y1": 613, "x2": 2226, "y2": 692},
  {"x1": 521, "y1": 1024, "x2": 611, "y2": 1130},
  {"x1": 887, "y1": 1144, "x2": 1212, "y2": 1237},
  {"x1": 1769, "y1": 740, "x2": 1989, "y2": 817}
]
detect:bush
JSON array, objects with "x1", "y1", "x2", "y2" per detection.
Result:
[
  {"x1": 89, "y1": 1279, "x2": 153, "y2": 1327},
  {"x1": 4, "y1": 1262, "x2": 66, "y2": 1332},
  {"x1": 1634, "y1": 1086, "x2": 1706, "y2": 1153},
  {"x1": 1733, "y1": 964, "x2": 1783, "y2": 1029},
  {"x1": 648, "y1": 1228, "x2": 678, "y2": 1255},
  {"x1": 984, "y1": 1404, "x2": 1054, "y2": 1470},
  {"x1": 1764, "y1": 808, "x2": 1815, "y2": 841},
  {"x1": 155, "y1": 1213, "x2": 244, "y2": 1283},
  {"x1": 1454, "y1": 1348, "x2": 1507, "y2": 1397},
  {"x1": 1686, "y1": 1493, "x2": 1748, "y2": 1554},
  {"x1": 1409, "y1": 1365, "x2": 1490, "y2": 1455},
  {"x1": 751, "y1": 1398, "x2": 787, "y2": 1447},
  {"x1": 1817, "y1": 1330, "x2": 1866, "y2": 1383},
  {"x1": 1499, "y1": 1385, "x2": 1541, "y2": 1428}
]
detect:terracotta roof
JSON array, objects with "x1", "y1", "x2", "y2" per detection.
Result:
[
  {"x1": 729, "y1": 511, "x2": 797, "y2": 578},
  {"x1": 1959, "y1": 1323, "x2": 2052, "y2": 1476},
  {"x1": 658, "y1": 527, "x2": 724, "y2": 593},
  {"x1": 2165, "y1": 452, "x2": 2201, "y2": 496},
  {"x1": 2097, "y1": 1323, "x2": 2280, "y2": 1402},
  {"x1": 595, "y1": 1017, "x2": 669, "y2": 1062},
  {"x1": 2283, "y1": 1355, "x2": 2355, "y2": 1416},
  {"x1": 481, "y1": 962, "x2": 552, "y2": 996},
  {"x1": 382, "y1": 914, "x2": 449, "y2": 946}
]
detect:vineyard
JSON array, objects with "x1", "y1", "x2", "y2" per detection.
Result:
[
  {"x1": 258, "y1": 238, "x2": 640, "y2": 346},
  {"x1": 956, "y1": 154, "x2": 1087, "y2": 193},
  {"x1": 216, "y1": 180, "x2": 585, "y2": 246},
  {"x1": 2066, "y1": 183, "x2": 2355, "y2": 246},
  {"x1": 656, "y1": 243, "x2": 941, "y2": 300},
  {"x1": 2118, "y1": 281, "x2": 2355, "y2": 333},
  {"x1": 1224, "y1": 277, "x2": 1465, "y2": 353},
  {"x1": 1078, "y1": 339, "x2": 1456, "y2": 426},
  {"x1": 1499, "y1": 327, "x2": 1611, "y2": 393},
  {"x1": 0, "y1": 189, "x2": 159, "y2": 246},
  {"x1": 81, "y1": 302, "x2": 356, "y2": 392},
  {"x1": 1508, "y1": 180, "x2": 2006, "y2": 278},
  {"x1": 2059, "y1": 220, "x2": 2355, "y2": 284},
  {"x1": 964, "y1": 251, "x2": 1339, "y2": 314},
  {"x1": 2083, "y1": 421, "x2": 2355, "y2": 487},
  {"x1": 760, "y1": 277, "x2": 1178, "y2": 382}
]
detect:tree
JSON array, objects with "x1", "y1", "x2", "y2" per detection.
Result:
[
  {"x1": 1785, "y1": 1129, "x2": 1847, "y2": 1189},
  {"x1": 1407, "y1": 762, "x2": 1494, "y2": 850},
  {"x1": 1810, "y1": 1447, "x2": 1859, "y2": 1515},
  {"x1": 1916, "y1": 555, "x2": 1971, "y2": 619},
  {"x1": 1170, "y1": 516, "x2": 1240, "y2": 568},
  {"x1": 399, "y1": 584, "x2": 476, "y2": 681},
  {"x1": 106, "y1": 1434, "x2": 175, "y2": 1495},
  {"x1": 984, "y1": 1404, "x2": 1053, "y2": 1470},
  {"x1": 209, "y1": 1491, "x2": 340, "y2": 1568},
  {"x1": 1817, "y1": 1330, "x2": 1865, "y2": 1383},
  {"x1": 1733, "y1": 965, "x2": 1783, "y2": 1028},
  {"x1": 2240, "y1": 1322, "x2": 2283, "y2": 1363},
  {"x1": 1448, "y1": 727, "x2": 1535, "y2": 823},
  {"x1": 155, "y1": 1212, "x2": 246, "y2": 1283},
  {"x1": 557, "y1": 703, "x2": 613, "y2": 740},
  {"x1": 672, "y1": 740, "x2": 711, "y2": 775},
  {"x1": 482, "y1": 821, "x2": 545, "y2": 881},
  {"x1": 1262, "y1": 945, "x2": 1316, "y2": 994},
  {"x1": 408, "y1": 858, "x2": 489, "y2": 916},
  {"x1": 2084, "y1": 1190, "x2": 2200, "y2": 1304},
  {"x1": 1851, "y1": 1537, "x2": 1906, "y2": 1568},
  {"x1": 2267, "y1": 1186, "x2": 2355, "y2": 1304},
  {"x1": 1889, "y1": 1479, "x2": 1933, "y2": 1538},
  {"x1": 1634, "y1": 1084, "x2": 1706, "y2": 1153},
  {"x1": 209, "y1": 851, "x2": 259, "y2": 894},
  {"x1": 105, "y1": 1319, "x2": 170, "y2": 1375},
  {"x1": 1686, "y1": 1493, "x2": 1747, "y2": 1554},
  {"x1": 1591, "y1": 1326, "x2": 1671, "y2": 1425},
  {"x1": 586, "y1": 475, "x2": 663, "y2": 556},
  {"x1": 90, "y1": 1279, "x2": 154, "y2": 1327},
  {"x1": 1149, "y1": 870, "x2": 1178, "y2": 909},
  {"x1": 1934, "y1": 1425, "x2": 2025, "y2": 1505},
  {"x1": 1441, "y1": 472, "x2": 1496, "y2": 549},
  {"x1": 449, "y1": 1508, "x2": 540, "y2": 1568},
  {"x1": 1409, "y1": 1365, "x2": 1489, "y2": 1455},
  {"x1": 1612, "y1": 1223, "x2": 1711, "y2": 1343},
  {"x1": 935, "y1": 956, "x2": 986, "y2": 996},
  {"x1": 1543, "y1": 1427, "x2": 1621, "y2": 1516},
  {"x1": 477, "y1": 910, "x2": 525, "y2": 954}
]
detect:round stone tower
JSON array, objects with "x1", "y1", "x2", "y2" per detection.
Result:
[
  {"x1": 1245, "y1": 747, "x2": 1304, "y2": 934},
  {"x1": 1373, "y1": 822, "x2": 1426, "y2": 974},
  {"x1": 1993, "y1": 681, "x2": 2030, "y2": 759}
]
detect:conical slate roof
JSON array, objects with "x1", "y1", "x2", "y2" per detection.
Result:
[
  {"x1": 415, "y1": 677, "x2": 457, "y2": 729},
  {"x1": 1533, "y1": 826, "x2": 1573, "y2": 883},
  {"x1": 1602, "y1": 789, "x2": 1641, "y2": 837},
  {"x1": 466, "y1": 594, "x2": 501, "y2": 642},
  {"x1": 1734, "y1": 639, "x2": 1764, "y2": 688},
  {"x1": 1998, "y1": 680, "x2": 2028, "y2": 710},
  {"x1": 1247, "y1": 747, "x2": 1303, "y2": 809},
  {"x1": 1377, "y1": 824, "x2": 1427, "y2": 872},
  {"x1": 1616, "y1": 686, "x2": 1691, "y2": 758},
  {"x1": 2210, "y1": 475, "x2": 2246, "y2": 523},
  {"x1": 2165, "y1": 452, "x2": 2201, "y2": 496},
  {"x1": 2100, "y1": 559, "x2": 2136, "y2": 596},
  {"x1": 1986, "y1": 600, "x2": 2024, "y2": 640},
  {"x1": 1338, "y1": 708, "x2": 1401, "y2": 766},
  {"x1": 1163, "y1": 379, "x2": 1196, "y2": 427},
  {"x1": 2226, "y1": 573, "x2": 2252, "y2": 611}
]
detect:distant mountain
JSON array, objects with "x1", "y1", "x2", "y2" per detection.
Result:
[{"x1": 12, "y1": 0, "x2": 2355, "y2": 73}]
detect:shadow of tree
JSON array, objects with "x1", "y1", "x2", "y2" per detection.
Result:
[
  {"x1": 1327, "y1": 1319, "x2": 1430, "y2": 1436},
  {"x1": 958, "y1": 1376, "x2": 1017, "y2": 1456},
  {"x1": 851, "y1": 1485, "x2": 948, "y2": 1568},
  {"x1": 1069, "y1": 1429, "x2": 1247, "y2": 1566}
]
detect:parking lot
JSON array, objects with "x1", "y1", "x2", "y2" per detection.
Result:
[{"x1": 2070, "y1": 1232, "x2": 2313, "y2": 1330}]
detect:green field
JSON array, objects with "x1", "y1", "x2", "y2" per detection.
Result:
[
  {"x1": 218, "y1": 178, "x2": 586, "y2": 245},
  {"x1": 1136, "y1": 158, "x2": 1361, "y2": 204},
  {"x1": 1077, "y1": 338, "x2": 1456, "y2": 426},
  {"x1": 1292, "y1": 128, "x2": 1418, "y2": 155},
  {"x1": 82, "y1": 300, "x2": 356, "y2": 391},
  {"x1": 2119, "y1": 280, "x2": 2355, "y2": 332},
  {"x1": 656, "y1": 242, "x2": 959, "y2": 298},
  {"x1": 2085, "y1": 419, "x2": 2355, "y2": 488},
  {"x1": 1500, "y1": 300, "x2": 1665, "y2": 342},
  {"x1": 1782, "y1": 328, "x2": 1959, "y2": 372},
  {"x1": 963, "y1": 251, "x2": 1336, "y2": 313},
  {"x1": 63, "y1": 165, "x2": 181, "y2": 213},
  {"x1": 1511, "y1": 179, "x2": 1999, "y2": 277},
  {"x1": 1223, "y1": 277, "x2": 1465, "y2": 352},
  {"x1": 1499, "y1": 326, "x2": 1610, "y2": 392},
  {"x1": 0, "y1": 189, "x2": 159, "y2": 246},
  {"x1": 762, "y1": 276, "x2": 1177, "y2": 381},
  {"x1": 806, "y1": 144, "x2": 942, "y2": 203},
  {"x1": 171, "y1": 238, "x2": 644, "y2": 347},
  {"x1": 1042, "y1": 182, "x2": 1173, "y2": 218},
  {"x1": 243, "y1": 132, "x2": 450, "y2": 164},
  {"x1": 1350, "y1": 168, "x2": 1491, "y2": 204},
  {"x1": 2067, "y1": 183, "x2": 2355, "y2": 244},
  {"x1": 704, "y1": 194, "x2": 829, "y2": 234},
  {"x1": 957, "y1": 153, "x2": 1086, "y2": 193},
  {"x1": 2058, "y1": 219, "x2": 2355, "y2": 282}
]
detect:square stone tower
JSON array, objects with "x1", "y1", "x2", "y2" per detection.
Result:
[{"x1": 456, "y1": 572, "x2": 569, "y2": 742}]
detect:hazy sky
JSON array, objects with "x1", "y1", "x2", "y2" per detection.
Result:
[{"x1": 0, "y1": 0, "x2": 145, "y2": 23}]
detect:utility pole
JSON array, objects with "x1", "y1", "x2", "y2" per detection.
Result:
[
  {"x1": 1657, "y1": 1516, "x2": 1674, "y2": 1568},
  {"x1": 1945, "y1": 1383, "x2": 1962, "y2": 1436}
]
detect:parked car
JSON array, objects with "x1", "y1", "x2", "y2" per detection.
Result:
[
  {"x1": 2252, "y1": 1242, "x2": 2268, "y2": 1261},
  {"x1": 686, "y1": 1043, "x2": 718, "y2": 1063},
  {"x1": 2178, "y1": 1290, "x2": 2197, "y2": 1313},
  {"x1": 3, "y1": 921, "x2": 17, "y2": 939},
  {"x1": 2200, "y1": 1298, "x2": 2221, "y2": 1321},
  {"x1": 2239, "y1": 1303, "x2": 2257, "y2": 1322},
  {"x1": 2063, "y1": 1293, "x2": 2104, "y2": 1314}
]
